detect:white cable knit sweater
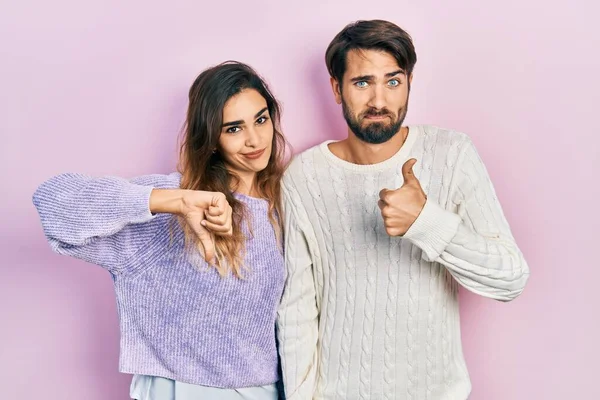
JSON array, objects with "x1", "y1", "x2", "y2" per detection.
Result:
[{"x1": 277, "y1": 125, "x2": 529, "y2": 400}]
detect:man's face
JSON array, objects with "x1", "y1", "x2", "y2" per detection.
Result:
[{"x1": 332, "y1": 49, "x2": 412, "y2": 144}]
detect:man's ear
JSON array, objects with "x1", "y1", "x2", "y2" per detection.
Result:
[{"x1": 330, "y1": 77, "x2": 342, "y2": 105}]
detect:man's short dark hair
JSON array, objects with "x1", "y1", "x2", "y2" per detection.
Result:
[{"x1": 325, "y1": 20, "x2": 417, "y2": 83}]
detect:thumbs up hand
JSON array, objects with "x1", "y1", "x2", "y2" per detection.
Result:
[{"x1": 378, "y1": 159, "x2": 427, "y2": 237}]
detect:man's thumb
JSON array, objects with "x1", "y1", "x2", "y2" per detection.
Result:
[{"x1": 401, "y1": 159, "x2": 418, "y2": 185}]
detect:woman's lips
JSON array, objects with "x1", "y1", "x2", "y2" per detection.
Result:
[{"x1": 242, "y1": 148, "x2": 266, "y2": 160}]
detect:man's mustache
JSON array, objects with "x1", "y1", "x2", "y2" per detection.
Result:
[{"x1": 362, "y1": 108, "x2": 394, "y2": 118}]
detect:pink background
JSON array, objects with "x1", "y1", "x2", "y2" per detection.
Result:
[{"x1": 1, "y1": 0, "x2": 598, "y2": 399}]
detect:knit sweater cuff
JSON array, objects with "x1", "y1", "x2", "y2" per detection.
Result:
[
  {"x1": 403, "y1": 198, "x2": 461, "y2": 262},
  {"x1": 123, "y1": 184, "x2": 156, "y2": 224}
]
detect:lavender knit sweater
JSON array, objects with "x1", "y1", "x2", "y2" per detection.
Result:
[{"x1": 32, "y1": 172, "x2": 285, "y2": 388}]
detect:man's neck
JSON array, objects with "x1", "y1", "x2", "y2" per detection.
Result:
[{"x1": 329, "y1": 126, "x2": 409, "y2": 165}]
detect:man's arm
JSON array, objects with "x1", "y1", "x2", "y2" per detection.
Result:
[
  {"x1": 277, "y1": 183, "x2": 320, "y2": 399},
  {"x1": 403, "y1": 138, "x2": 529, "y2": 301},
  {"x1": 380, "y1": 138, "x2": 530, "y2": 301}
]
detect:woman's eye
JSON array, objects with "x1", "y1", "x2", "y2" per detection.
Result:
[
  {"x1": 226, "y1": 126, "x2": 241, "y2": 134},
  {"x1": 256, "y1": 116, "x2": 268, "y2": 124}
]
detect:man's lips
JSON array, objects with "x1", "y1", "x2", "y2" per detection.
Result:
[{"x1": 364, "y1": 114, "x2": 390, "y2": 120}]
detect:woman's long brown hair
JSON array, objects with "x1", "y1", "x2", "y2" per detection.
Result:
[{"x1": 177, "y1": 61, "x2": 289, "y2": 278}]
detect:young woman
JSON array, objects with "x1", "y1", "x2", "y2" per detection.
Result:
[{"x1": 32, "y1": 61, "x2": 289, "y2": 400}]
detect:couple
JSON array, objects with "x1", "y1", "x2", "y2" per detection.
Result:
[{"x1": 32, "y1": 20, "x2": 530, "y2": 400}]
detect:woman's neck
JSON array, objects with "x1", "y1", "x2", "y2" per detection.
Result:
[{"x1": 231, "y1": 172, "x2": 258, "y2": 197}]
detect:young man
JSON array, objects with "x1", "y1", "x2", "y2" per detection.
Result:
[{"x1": 277, "y1": 19, "x2": 530, "y2": 400}]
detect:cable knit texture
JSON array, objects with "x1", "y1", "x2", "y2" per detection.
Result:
[
  {"x1": 277, "y1": 125, "x2": 529, "y2": 400},
  {"x1": 32, "y1": 172, "x2": 285, "y2": 388}
]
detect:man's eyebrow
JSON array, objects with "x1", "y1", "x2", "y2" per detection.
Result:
[
  {"x1": 350, "y1": 69, "x2": 406, "y2": 82},
  {"x1": 386, "y1": 69, "x2": 406, "y2": 78},
  {"x1": 350, "y1": 74, "x2": 374, "y2": 82}
]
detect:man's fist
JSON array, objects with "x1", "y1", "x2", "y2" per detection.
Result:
[{"x1": 378, "y1": 159, "x2": 427, "y2": 236}]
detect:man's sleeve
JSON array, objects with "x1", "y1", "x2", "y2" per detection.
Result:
[
  {"x1": 403, "y1": 138, "x2": 530, "y2": 301},
  {"x1": 277, "y1": 183, "x2": 320, "y2": 399}
]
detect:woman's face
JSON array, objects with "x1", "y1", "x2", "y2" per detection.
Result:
[{"x1": 217, "y1": 89, "x2": 274, "y2": 182}]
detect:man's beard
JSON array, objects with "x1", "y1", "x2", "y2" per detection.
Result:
[{"x1": 342, "y1": 97, "x2": 409, "y2": 145}]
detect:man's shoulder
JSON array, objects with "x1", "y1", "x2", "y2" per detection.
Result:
[
  {"x1": 417, "y1": 124, "x2": 472, "y2": 146},
  {"x1": 283, "y1": 142, "x2": 327, "y2": 181},
  {"x1": 414, "y1": 125, "x2": 477, "y2": 164}
]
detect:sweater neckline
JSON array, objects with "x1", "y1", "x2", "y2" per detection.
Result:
[
  {"x1": 234, "y1": 192, "x2": 268, "y2": 205},
  {"x1": 319, "y1": 125, "x2": 420, "y2": 173}
]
